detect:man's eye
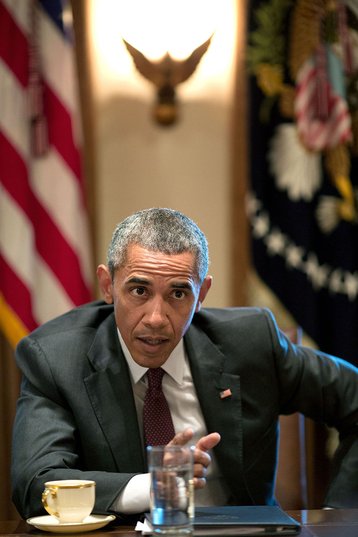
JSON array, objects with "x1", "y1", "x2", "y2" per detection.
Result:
[
  {"x1": 172, "y1": 289, "x2": 185, "y2": 299},
  {"x1": 131, "y1": 287, "x2": 146, "y2": 297}
]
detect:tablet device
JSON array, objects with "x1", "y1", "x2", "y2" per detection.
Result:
[{"x1": 193, "y1": 505, "x2": 301, "y2": 536}]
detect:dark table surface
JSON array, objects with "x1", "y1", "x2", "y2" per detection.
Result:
[{"x1": 1, "y1": 510, "x2": 358, "y2": 537}]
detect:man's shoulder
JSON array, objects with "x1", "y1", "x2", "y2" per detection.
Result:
[
  {"x1": 25, "y1": 301, "x2": 114, "y2": 339},
  {"x1": 15, "y1": 302, "x2": 117, "y2": 388},
  {"x1": 190, "y1": 306, "x2": 277, "y2": 343},
  {"x1": 194, "y1": 306, "x2": 272, "y2": 326}
]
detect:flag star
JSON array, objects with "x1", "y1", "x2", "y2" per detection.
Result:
[
  {"x1": 304, "y1": 253, "x2": 318, "y2": 276},
  {"x1": 342, "y1": 272, "x2": 358, "y2": 301},
  {"x1": 246, "y1": 193, "x2": 262, "y2": 217},
  {"x1": 252, "y1": 213, "x2": 270, "y2": 238},
  {"x1": 265, "y1": 228, "x2": 286, "y2": 255},
  {"x1": 286, "y1": 244, "x2": 304, "y2": 269},
  {"x1": 304, "y1": 254, "x2": 328, "y2": 290},
  {"x1": 311, "y1": 264, "x2": 329, "y2": 289},
  {"x1": 329, "y1": 269, "x2": 344, "y2": 294}
]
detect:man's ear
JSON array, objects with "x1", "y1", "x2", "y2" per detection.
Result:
[
  {"x1": 195, "y1": 275, "x2": 212, "y2": 312},
  {"x1": 96, "y1": 264, "x2": 114, "y2": 304}
]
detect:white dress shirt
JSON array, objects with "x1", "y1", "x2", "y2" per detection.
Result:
[{"x1": 113, "y1": 329, "x2": 230, "y2": 514}]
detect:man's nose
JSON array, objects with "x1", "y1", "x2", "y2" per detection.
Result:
[{"x1": 143, "y1": 297, "x2": 168, "y2": 327}]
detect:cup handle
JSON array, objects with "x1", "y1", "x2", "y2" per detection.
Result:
[{"x1": 42, "y1": 487, "x2": 59, "y2": 519}]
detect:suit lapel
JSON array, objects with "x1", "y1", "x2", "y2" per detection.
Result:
[
  {"x1": 185, "y1": 323, "x2": 248, "y2": 500},
  {"x1": 84, "y1": 313, "x2": 146, "y2": 473},
  {"x1": 81, "y1": 310, "x2": 249, "y2": 499}
]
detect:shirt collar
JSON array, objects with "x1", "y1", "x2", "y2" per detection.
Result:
[{"x1": 117, "y1": 328, "x2": 186, "y2": 385}]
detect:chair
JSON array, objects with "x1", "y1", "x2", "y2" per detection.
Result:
[{"x1": 275, "y1": 327, "x2": 308, "y2": 509}]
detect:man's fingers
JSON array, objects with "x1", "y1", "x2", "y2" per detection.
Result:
[
  {"x1": 167, "y1": 430, "x2": 221, "y2": 491},
  {"x1": 168, "y1": 428, "x2": 194, "y2": 446},
  {"x1": 193, "y1": 477, "x2": 207, "y2": 489},
  {"x1": 193, "y1": 449, "x2": 211, "y2": 470},
  {"x1": 168, "y1": 430, "x2": 221, "y2": 450},
  {"x1": 194, "y1": 463, "x2": 208, "y2": 478},
  {"x1": 196, "y1": 432, "x2": 221, "y2": 452}
]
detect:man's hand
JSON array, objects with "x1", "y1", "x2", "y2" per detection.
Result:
[{"x1": 168, "y1": 428, "x2": 221, "y2": 489}]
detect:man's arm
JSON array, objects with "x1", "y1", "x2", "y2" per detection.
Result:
[
  {"x1": 269, "y1": 311, "x2": 358, "y2": 508},
  {"x1": 11, "y1": 336, "x2": 140, "y2": 520},
  {"x1": 12, "y1": 336, "x2": 221, "y2": 520}
]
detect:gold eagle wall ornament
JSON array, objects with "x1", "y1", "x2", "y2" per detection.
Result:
[{"x1": 123, "y1": 36, "x2": 213, "y2": 126}]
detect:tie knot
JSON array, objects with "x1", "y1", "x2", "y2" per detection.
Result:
[{"x1": 147, "y1": 368, "x2": 165, "y2": 390}]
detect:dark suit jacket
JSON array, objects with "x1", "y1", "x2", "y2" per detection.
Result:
[{"x1": 11, "y1": 301, "x2": 358, "y2": 519}]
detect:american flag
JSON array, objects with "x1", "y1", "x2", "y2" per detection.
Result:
[{"x1": 0, "y1": 0, "x2": 93, "y2": 348}]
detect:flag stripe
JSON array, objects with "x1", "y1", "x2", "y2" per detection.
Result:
[
  {"x1": 0, "y1": 0, "x2": 93, "y2": 347},
  {"x1": 0, "y1": 184, "x2": 35, "y2": 290},
  {"x1": 2, "y1": 0, "x2": 29, "y2": 34},
  {"x1": 44, "y1": 84, "x2": 82, "y2": 182},
  {"x1": 31, "y1": 151, "x2": 93, "y2": 286},
  {"x1": 0, "y1": 2, "x2": 28, "y2": 87},
  {"x1": 1, "y1": 181, "x2": 75, "y2": 325},
  {"x1": 32, "y1": 256, "x2": 74, "y2": 324},
  {"x1": 0, "y1": 57, "x2": 91, "y2": 280},
  {"x1": 0, "y1": 255, "x2": 37, "y2": 331},
  {"x1": 0, "y1": 63, "x2": 30, "y2": 164},
  {"x1": 39, "y1": 6, "x2": 78, "y2": 113},
  {"x1": 1, "y1": 133, "x2": 91, "y2": 304}
]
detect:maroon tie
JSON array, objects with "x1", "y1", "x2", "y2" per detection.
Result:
[{"x1": 143, "y1": 368, "x2": 175, "y2": 446}]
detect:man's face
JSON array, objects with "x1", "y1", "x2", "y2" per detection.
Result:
[{"x1": 97, "y1": 244, "x2": 211, "y2": 368}]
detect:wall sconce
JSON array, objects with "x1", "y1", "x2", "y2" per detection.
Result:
[
  {"x1": 116, "y1": 0, "x2": 219, "y2": 126},
  {"x1": 123, "y1": 35, "x2": 213, "y2": 126}
]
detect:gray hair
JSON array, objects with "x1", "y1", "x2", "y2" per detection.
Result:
[{"x1": 107, "y1": 208, "x2": 209, "y2": 283}]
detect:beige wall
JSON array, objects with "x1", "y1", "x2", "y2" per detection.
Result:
[{"x1": 88, "y1": 0, "x2": 237, "y2": 307}]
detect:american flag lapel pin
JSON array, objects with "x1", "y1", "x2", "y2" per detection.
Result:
[{"x1": 220, "y1": 388, "x2": 232, "y2": 399}]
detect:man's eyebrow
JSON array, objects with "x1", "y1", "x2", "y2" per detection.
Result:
[
  {"x1": 125, "y1": 277, "x2": 194, "y2": 290},
  {"x1": 126, "y1": 277, "x2": 150, "y2": 285},
  {"x1": 170, "y1": 282, "x2": 193, "y2": 290}
]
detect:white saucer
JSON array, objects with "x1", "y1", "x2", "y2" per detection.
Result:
[{"x1": 26, "y1": 514, "x2": 116, "y2": 533}]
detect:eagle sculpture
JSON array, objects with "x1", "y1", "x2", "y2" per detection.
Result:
[{"x1": 123, "y1": 35, "x2": 213, "y2": 125}]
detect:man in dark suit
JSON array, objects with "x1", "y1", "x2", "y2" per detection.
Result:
[{"x1": 12, "y1": 208, "x2": 358, "y2": 519}]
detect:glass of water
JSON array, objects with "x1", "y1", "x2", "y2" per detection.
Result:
[{"x1": 147, "y1": 445, "x2": 195, "y2": 535}]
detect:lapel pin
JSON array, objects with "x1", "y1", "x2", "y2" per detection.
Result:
[{"x1": 220, "y1": 388, "x2": 232, "y2": 399}]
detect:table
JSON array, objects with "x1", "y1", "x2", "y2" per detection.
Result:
[
  {"x1": 1, "y1": 510, "x2": 358, "y2": 537},
  {"x1": 288, "y1": 509, "x2": 358, "y2": 536}
]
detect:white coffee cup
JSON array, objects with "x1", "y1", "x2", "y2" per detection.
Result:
[{"x1": 42, "y1": 480, "x2": 96, "y2": 523}]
